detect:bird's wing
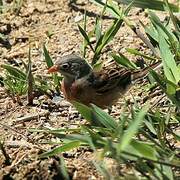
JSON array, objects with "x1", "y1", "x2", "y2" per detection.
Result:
[
  {"x1": 91, "y1": 66, "x2": 132, "y2": 94},
  {"x1": 90, "y1": 60, "x2": 161, "y2": 94}
]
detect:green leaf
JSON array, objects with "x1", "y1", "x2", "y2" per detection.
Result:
[
  {"x1": 108, "y1": 0, "x2": 122, "y2": 16},
  {"x1": 91, "y1": 104, "x2": 118, "y2": 130},
  {"x1": 149, "y1": 11, "x2": 178, "y2": 49},
  {"x1": 1, "y1": 64, "x2": 26, "y2": 80},
  {"x1": 157, "y1": 27, "x2": 180, "y2": 84},
  {"x1": 3, "y1": 73, "x2": 27, "y2": 96},
  {"x1": 93, "y1": 17, "x2": 123, "y2": 65},
  {"x1": 28, "y1": 128, "x2": 81, "y2": 134},
  {"x1": 164, "y1": 0, "x2": 180, "y2": 32},
  {"x1": 93, "y1": 160, "x2": 111, "y2": 179},
  {"x1": 150, "y1": 70, "x2": 168, "y2": 91},
  {"x1": 95, "y1": 17, "x2": 102, "y2": 42},
  {"x1": 93, "y1": 61, "x2": 103, "y2": 71},
  {"x1": 129, "y1": 140, "x2": 157, "y2": 160},
  {"x1": 101, "y1": 18, "x2": 123, "y2": 46},
  {"x1": 161, "y1": 164, "x2": 174, "y2": 180},
  {"x1": 82, "y1": 12, "x2": 88, "y2": 57},
  {"x1": 78, "y1": 24, "x2": 94, "y2": 52},
  {"x1": 126, "y1": 48, "x2": 156, "y2": 61},
  {"x1": 144, "y1": 119, "x2": 157, "y2": 135},
  {"x1": 150, "y1": 70, "x2": 180, "y2": 106},
  {"x1": 81, "y1": 126, "x2": 105, "y2": 148},
  {"x1": 115, "y1": 0, "x2": 179, "y2": 12},
  {"x1": 43, "y1": 44, "x2": 60, "y2": 92},
  {"x1": 58, "y1": 133, "x2": 92, "y2": 143},
  {"x1": 111, "y1": 53, "x2": 137, "y2": 69},
  {"x1": 90, "y1": 0, "x2": 121, "y2": 18},
  {"x1": 39, "y1": 141, "x2": 81, "y2": 158},
  {"x1": 74, "y1": 101, "x2": 118, "y2": 129},
  {"x1": 141, "y1": 22, "x2": 159, "y2": 43},
  {"x1": 167, "y1": 83, "x2": 176, "y2": 95},
  {"x1": 43, "y1": 44, "x2": 53, "y2": 68},
  {"x1": 73, "y1": 101, "x2": 94, "y2": 122},
  {"x1": 118, "y1": 105, "x2": 149, "y2": 152}
]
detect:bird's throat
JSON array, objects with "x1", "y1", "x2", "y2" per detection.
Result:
[{"x1": 63, "y1": 76, "x2": 75, "y2": 86}]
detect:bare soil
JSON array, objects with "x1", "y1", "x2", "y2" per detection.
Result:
[{"x1": 0, "y1": 0, "x2": 177, "y2": 179}]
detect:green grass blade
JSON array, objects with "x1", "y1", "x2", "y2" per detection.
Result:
[
  {"x1": 118, "y1": 105, "x2": 149, "y2": 152},
  {"x1": 130, "y1": 140, "x2": 157, "y2": 160},
  {"x1": 115, "y1": 0, "x2": 179, "y2": 12},
  {"x1": 93, "y1": 17, "x2": 123, "y2": 65},
  {"x1": 126, "y1": 48, "x2": 157, "y2": 61},
  {"x1": 73, "y1": 101, "x2": 95, "y2": 123},
  {"x1": 78, "y1": 24, "x2": 95, "y2": 52},
  {"x1": 82, "y1": 11, "x2": 88, "y2": 57},
  {"x1": 39, "y1": 141, "x2": 81, "y2": 158},
  {"x1": 95, "y1": 17, "x2": 102, "y2": 42},
  {"x1": 101, "y1": 18, "x2": 123, "y2": 46},
  {"x1": 161, "y1": 164, "x2": 174, "y2": 180},
  {"x1": 157, "y1": 27, "x2": 180, "y2": 84},
  {"x1": 43, "y1": 44, "x2": 53, "y2": 68},
  {"x1": 1, "y1": 64, "x2": 26, "y2": 80},
  {"x1": 92, "y1": 161, "x2": 111, "y2": 179},
  {"x1": 144, "y1": 120, "x2": 157, "y2": 135},
  {"x1": 140, "y1": 21, "x2": 159, "y2": 45},
  {"x1": 150, "y1": 70, "x2": 180, "y2": 106},
  {"x1": 164, "y1": 0, "x2": 180, "y2": 32},
  {"x1": 81, "y1": 126, "x2": 105, "y2": 147},
  {"x1": 111, "y1": 53, "x2": 137, "y2": 69},
  {"x1": 124, "y1": 0, "x2": 136, "y2": 15},
  {"x1": 150, "y1": 69, "x2": 177, "y2": 92},
  {"x1": 73, "y1": 101, "x2": 118, "y2": 129},
  {"x1": 91, "y1": 104, "x2": 118, "y2": 130},
  {"x1": 43, "y1": 44, "x2": 60, "y2": 92},
  {"x1": 90, "y1": 0, "x2": 121, "y2": 18},
  {"x1": 148, "y1": 11, "x2": 178, "y2": 47}
]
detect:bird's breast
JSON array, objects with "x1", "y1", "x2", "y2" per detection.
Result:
[
  {"x1": 61, "y1": 79, "x2": 80, "y2": 101},
  {"x1": 61, "y1": 80, "x2": 73, "y2": 100}
]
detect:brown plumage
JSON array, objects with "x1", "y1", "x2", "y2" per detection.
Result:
[{"x1": 48, "y1": 54, "x2": 160, "y2": 108}]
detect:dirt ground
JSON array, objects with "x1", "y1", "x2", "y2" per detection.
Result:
[{"x1": 0, "y1": 0, "x2": 177, "y2": 179}]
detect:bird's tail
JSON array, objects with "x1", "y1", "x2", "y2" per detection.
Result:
[{"x1": 131, "y1": 62, "x2": 162, "y2": 81}]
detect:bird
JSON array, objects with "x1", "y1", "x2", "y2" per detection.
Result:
[{"x1": 48, "y1": 54, "x2": 160, "y2": 109}]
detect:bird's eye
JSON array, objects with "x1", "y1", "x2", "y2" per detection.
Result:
[{"x1": 61, "y1": 63, "x2": 69, "y2": 69}]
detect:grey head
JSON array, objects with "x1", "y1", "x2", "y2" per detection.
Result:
[{"x1": 54, "y1": 54, "x2": 92, "y2": 80}]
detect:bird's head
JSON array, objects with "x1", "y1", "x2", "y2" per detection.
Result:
[{"x1": 48, "y1": 54, "x2": 92, "y2": 81}]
